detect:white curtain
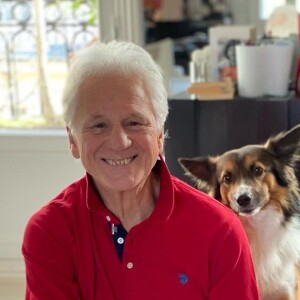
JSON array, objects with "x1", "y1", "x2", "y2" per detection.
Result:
[{"x1": 98, "y1": 0, "x2": 145, "y2": 45}]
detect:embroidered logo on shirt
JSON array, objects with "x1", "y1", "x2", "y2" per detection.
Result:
[{"x1": 178, "y1": 273, "x2": 188, "y2": 285}]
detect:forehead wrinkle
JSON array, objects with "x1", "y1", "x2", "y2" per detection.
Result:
[{"x1": 88, "y1": 111, "x2": 148, "y2": 121}]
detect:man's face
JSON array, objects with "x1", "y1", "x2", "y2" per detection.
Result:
[{"x1": 68, "y1": 72, "x2": 164, "y2": 193}]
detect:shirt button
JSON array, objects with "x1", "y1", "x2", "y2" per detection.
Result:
[
  {"x1": 127, "y1": 262, "x2": 133, "y2": 269},
  {"x1": 106, "y1": 216, "x2": 111, "y2": 222},
  {"x1": 117, "y1": 237, "x2": 124, "y2": 244}
]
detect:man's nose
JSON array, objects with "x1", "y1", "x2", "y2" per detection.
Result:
[{"x1": 108, "y1": 125, "x2": 132, "y2": 149}]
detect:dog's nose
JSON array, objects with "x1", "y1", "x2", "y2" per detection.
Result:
[{"x1": 237, "y1": 194, "x2": 251, "y2": 207}]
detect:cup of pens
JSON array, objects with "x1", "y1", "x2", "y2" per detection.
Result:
[{"x1": 236, "y1": 39, "x2": 294, "y2": 98}]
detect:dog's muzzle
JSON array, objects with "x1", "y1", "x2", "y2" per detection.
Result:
[
  {"x1": 233, "y1": 185, "x2": 261, "y2": 215},
  {"x1": 236, "y1": 194, "x2": 257, "y2": 214}
]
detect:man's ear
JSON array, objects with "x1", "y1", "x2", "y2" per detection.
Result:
[
  {"x1": 157, "y1": 128, "x2": 165, "y2": 155},
  {"x1": 66, "y1": 126, "x2": 80, "y2": 159}
]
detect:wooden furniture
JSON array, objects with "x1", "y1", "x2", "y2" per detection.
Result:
[{"x1": 164, "y1": 94, "x2": 300, "y2": 183}]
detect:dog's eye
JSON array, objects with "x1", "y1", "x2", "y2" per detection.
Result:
[
  {"x1": 223, "y1": 174, "x2": 232, "y2": 184},
  {"x1": 253, "y1": 166, "x2": 264, "y2": 177}
]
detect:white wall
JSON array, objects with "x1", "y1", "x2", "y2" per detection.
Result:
[
  {"x1": 0, "y1": 129, "x2": 85, "y2": 277},
  {"x1": 230, "y1": 0, "x2": 265, "y2": 35}
]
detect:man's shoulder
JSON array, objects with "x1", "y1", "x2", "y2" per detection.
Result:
[
  {"x1": 171, "y1": 175, "x2": 236, "y2": 219},
  {"x1": 22, "y1": 176, "x2": 89, "y2": 264},
  {"x1": 27, "y1": 176, "x2": 87, "y2": 228},
  {"x1": 170, "y1": 176, "x2": 243, "y2": 242}
]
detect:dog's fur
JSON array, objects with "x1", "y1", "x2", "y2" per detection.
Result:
[{"x1": 178, "y1": 125, "x2": 300, "y2": 300}]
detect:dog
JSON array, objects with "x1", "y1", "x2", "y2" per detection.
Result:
[{"x1": 178, "y1": 125, "x2": 300, "y2": 300}]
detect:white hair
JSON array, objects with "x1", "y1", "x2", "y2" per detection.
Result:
[{"x1": 63, "y1": 40, "x2": 168, "y2": 131}]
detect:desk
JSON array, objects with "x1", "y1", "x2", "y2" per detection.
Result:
[{"x1": 164, "y1": 95, "x2": 300, "y2": 182}]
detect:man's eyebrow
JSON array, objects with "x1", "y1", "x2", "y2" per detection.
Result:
[
  {"x1": 128, "y1": 112, "x2": 147, "y2": 119},
  {"x1": 87, "y1": 114, "x2": 105, "y2": 121},
  {"x1": 85, "y1": 112, "x2": 147, "y2": 123},
  {"x1": 81, "y1": 115, "x2": 105, "y2": 127}
]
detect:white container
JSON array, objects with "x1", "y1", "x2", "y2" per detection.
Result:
[
  {"x1": 263, "y1": 43, "x2": 294, "y2": 97},
  {"x1": 236, "y1": 42, "x2": 294, "y2": 98},
  {"x1": 236, "y1": 45, "x2": 265, "y2": 97}
]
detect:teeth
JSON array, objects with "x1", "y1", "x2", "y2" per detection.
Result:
[{"x1": 105, "y1": 157, "x2": 133, "y2": 166}]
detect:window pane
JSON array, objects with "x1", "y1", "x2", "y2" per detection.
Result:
[
  {"x1": 296, "y1": 0, "x2": 300, "y2": 11},
  {"x1": 0, "y1": 0, "x2": 99, "y2": 128},
  {"x1": 259, "y1": 0, "x2": 286, "y2": 20}
]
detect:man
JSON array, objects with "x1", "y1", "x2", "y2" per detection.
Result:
[{"x1": 22, "y1": 40, "x2": 260, "y2": 299}]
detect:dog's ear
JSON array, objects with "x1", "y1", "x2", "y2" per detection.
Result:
[
  {"x1": 265, "y1": 125, "x2": 300, "y2": 166},
  {"x1": 178, "y1": 156, "x2": 216, "y2": 182},
  {"x1": 178, "y1": 156, "x2": 220, "y2": 199}
]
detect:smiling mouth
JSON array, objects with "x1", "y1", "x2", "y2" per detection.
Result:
[{"x1": 103, "y1": 155, "x2": 137, "y2": 166}]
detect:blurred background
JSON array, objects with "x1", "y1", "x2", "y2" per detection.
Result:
[{"x1": 0, "y1": 0, "x2": 299, "y2": 298}]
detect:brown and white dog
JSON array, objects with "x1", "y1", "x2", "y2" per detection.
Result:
[{"x1": 178, "y1": 125, "x2": 300, "y2": 300}]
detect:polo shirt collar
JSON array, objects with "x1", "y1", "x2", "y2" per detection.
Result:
[{"x1": 85, "y1": 155, "x2": 174, "y2": 224}]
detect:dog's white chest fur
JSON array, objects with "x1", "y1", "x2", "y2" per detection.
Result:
[{"x1": 240, "y1": 206, "x2": 300, "y2": 299}]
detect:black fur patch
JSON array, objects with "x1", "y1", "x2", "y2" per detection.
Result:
[
  {"x1": 271, "y1": 166, "x2": 289, "y2": 187},
  {"x1": 282, "y1": 192, "x2": 300, "y2": 223}
]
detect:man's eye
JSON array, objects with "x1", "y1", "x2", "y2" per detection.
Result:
[
  {"x1": 129, "y1": 121, "x2": 139, "y2": 126},
  {"x1": 93, "y1": 123, "x2": 106, "y2": 129},
  {"x1": 126, "y1": 120, "x2": 144, "y2": 127}
]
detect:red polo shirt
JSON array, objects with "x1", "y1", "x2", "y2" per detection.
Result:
[{"x1": 22, "y1": 159, "x2": 260, "y2": 299}]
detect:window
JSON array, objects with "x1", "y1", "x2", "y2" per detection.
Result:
[
  {"x1": 0, "y1": 0, "x2": 99, "y2": 128},
  {"x1": 259, "y1": 0, "x2": 300, "y2": 19},
  {"x1": 259, "y1": 0, "x2": 286, "y2": 20}
]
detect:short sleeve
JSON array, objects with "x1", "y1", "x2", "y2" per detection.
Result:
[
  {"x1": 22, "y1": 205, "x2": 82, "y2": 300},
  {"x1": 208, "y1": 216, "x2": 260, "y2": 300}
]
